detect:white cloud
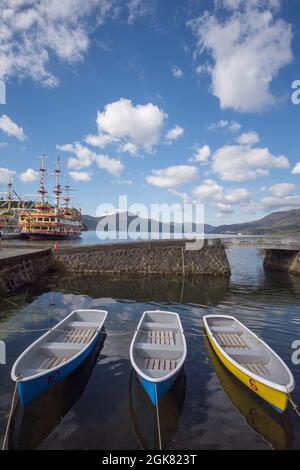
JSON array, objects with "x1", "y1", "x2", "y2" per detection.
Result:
[
  {"x1": 292, "y1": 162, "x2": 300, "y2": 175},
  {"x1": 85, "y1": 133, "x2": 118, "y2": 149},
  {"x1": 95, "y1": 98, "x2": 167, "y2": 152},
  {"x1": 269, "y1": 182, "x2": 296, "y2": 198},
  {"x1": 146, "y1": 165, "x2": 198, "y2": 189},
  {"x1": 171, "y1": 66, "x2": 183, "y2": 79},
  {"x1": 0, "y1": 115, "x2": 26, "y2": 140},
  {"x1": 119, "y1": 142, "x2": 139, "y2": 156},
  {"x1": 189, "y1": 145, "x2": 211, "y2": 163},
  {"x1": 193, "y1": 179, "x2": 223, "y2": 201},
  {"x1": 190, "y1": 1, "x2": 293, "y2": 112},
  {"x1": 0, "y1": 1, "x2": 150, "y2": 87},
  {"x1": 19, "y1": 168, "x2": 38, "y2": 183},
  {"x1": 111, "y1": 179, "x2": 133, "y2": 185},
  {"x1": 236, "y1": 131, "x2": 260, "y2": 146},
  {"x1": 212, "y1": 144, "x2": 289, "y2": 181},
  {"x1": 193, "y1": 179, "x2": 250, "y2": 204},
  {"x1": 94, "y1": 153, "x2": 124, "y2": 175},
  {"x1": 57, "y1": 142, "x2": 124, "y2": 176},
  {"x1": 209, "y1": 120, "x2": 241, "y2": 132},
  {"x1": 165, "y1": 125, "x2": 184, "y2": 143},
  {"x1": 168, "y1": 189, "x2": 190, "y2": 204},
  {"x1": 69, "y1": 171, "x2": 92, "y2": 182},
  {"x1": 251, "y1": 195, "x2": 300, "y2": 213},
  {"x1": 215, "y1": 202, "x2": 234, "y2": 216},
  {"x1": 0, "y1": 167, "x2": 16, "y2": 183},
  {"x1": 127, "y1": 0, "x2": 153, "y2": 24}
]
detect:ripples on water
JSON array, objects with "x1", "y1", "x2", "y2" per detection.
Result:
[{"x1": 0, "y1": 247, "x2": 300, "y2": 450}]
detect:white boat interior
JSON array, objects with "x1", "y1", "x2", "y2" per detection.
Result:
[
  {"x1": 132, "y1": 311, "x2": 186, "y2": 379},
  {"x1": 206, "y1": 316, "x2": 291, "y2": 387},
  {"x1": 12, "y1": 310, "x2": 107, "y2": 380}
]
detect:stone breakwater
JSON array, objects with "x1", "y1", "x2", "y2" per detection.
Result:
[
  {"x1": 264, "y1": 249, "x2": 300, "y2": 276},
  {"x1": 54, "y1": 239, "x2": 231, "y2": 277},
  {"x1": 0, "y1": 248, "x2": 52, "y2": 296}
]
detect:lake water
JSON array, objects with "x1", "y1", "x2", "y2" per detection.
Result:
[{"x1": 0, "y1": 247, "x2": 300, "y2": 450}]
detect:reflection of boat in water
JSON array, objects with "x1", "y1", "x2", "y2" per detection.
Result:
[
  {"x1": 205, "y1": 337, "x2": 295, "y2": 450},
  {"x1": 129, "y1": 369, "x2": 186, "y2": 450},
  {"x1": 8, "y1": 334, "x2": 106, "y2": 450}
]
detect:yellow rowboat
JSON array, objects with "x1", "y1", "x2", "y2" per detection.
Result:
[{"x1": 203, "y1": 315, "x2": 295, "y2": 413}]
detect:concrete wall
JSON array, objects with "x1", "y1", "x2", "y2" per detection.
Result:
[
  {"x1": 0, "y1": 249, "x2": 52, "y2": 296},
  {"x1": 54, "y1": 239, "x2": 231, "y2": 277},
  {"x1": 264, "y1": 249, "x2": 300, "y2": 276}
]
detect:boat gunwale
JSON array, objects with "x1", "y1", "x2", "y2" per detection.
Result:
[
  {"x1": 11, "y1": 309, "x2": 108, "y2": 383},
  {"x1": 203, "y1": 314, "x2": 295, "y2": 394},
  {"x1": 130, "y1": 310, "x2": 187, "y2": 384}
]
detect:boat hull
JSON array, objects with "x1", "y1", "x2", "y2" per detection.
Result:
[
  {"x1": 138, "y1": 371, "x2": 179, "y2": 406},
  {"x1": 206, "y1": 329, "x2": 289, "y2": 413},
  {"x1": 20, "y1": 232, "x2": 81, "y2": 240},
  {"x1": 17, "y1": 329, "x2": 103, "y2": 406}
]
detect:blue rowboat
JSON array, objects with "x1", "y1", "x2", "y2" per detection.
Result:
[
  {"x1": 130, "y1": 310, "x2": 187, "y2": 406},
  {"x1": 11, "y1": 309, "x2": 108, "y2": 406}
]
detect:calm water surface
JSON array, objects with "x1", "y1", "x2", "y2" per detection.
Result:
[{"x1": 0, "y1": 247, "x2": 300, "y2": 450}]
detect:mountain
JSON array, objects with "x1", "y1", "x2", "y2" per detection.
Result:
[
  {"x1": 82, "y1": 212, "x2": 215, "y2": 234},
  {"x1": 210, "y1": 208, "x2": 300, "y2": 235}
]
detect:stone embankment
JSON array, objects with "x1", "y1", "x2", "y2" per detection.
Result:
[
  {"x1": 0, "y1": 248, "x2": 52, "y2": 296},
  {"x1": 264, "y1": 249, "x2": 300, "y2": 276},
  {"x1": 54, "y1": 239, "x2": 231, "y2": 277}
]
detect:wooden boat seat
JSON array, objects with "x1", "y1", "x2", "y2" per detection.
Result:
[
  {"x1": 41, "y1": 342, "x2": 85, "y2": 358},
  {"x1": 143, "y1": 358, "x2": 177, "y2": 372},
  {"x1": 135, "y1": 342, "x2": 182, "y2": 360},
  {"x1": 143, "y1": 322, "x2": 178, "y2": 331},
  {"x1": 230, "y1": 349, "x2": 269, "y2": 364},
  {"x1": 68, "y1": 321, "x2": 99, "y2": 329},
  {"x1": 146, "y1": 330, "x2": 175, "y2": 345},
  {"x1": 214, "y1": 332, "x2": 249, "y2": 349},
  {"x1": 39, "y1": 356, "x2": 69, "y2": 370},
  {"x1": 64, "y1": 328, "x2": 96, "y2": 345},
  {"x1": 211, "y1": 327, "x2": 242, "y2": 335},
  {"x1": 241, "y1": 362, "x2": 269, "y2": 376}
]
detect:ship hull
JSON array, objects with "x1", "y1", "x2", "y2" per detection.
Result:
[{"x1": 20, "y1": 232, "x2": 81, "y2": 240}]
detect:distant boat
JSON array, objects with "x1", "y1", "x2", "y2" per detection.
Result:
[
  {"x1": 130, "y1": 310, "x2": 187, "y2": 405},
  {"x1": 19, "y1": 157, "x2": 83, "y2": 240},
  {"x1": 203, "y1": 315, "x2": 295, "y2": 413},
  {"x1": 11, "y1": 309, "x2": 108, "y2": 406}
]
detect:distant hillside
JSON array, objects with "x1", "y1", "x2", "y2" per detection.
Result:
[
  {"x1": 211, "y1": 208, "x2": 300, "y2": 235},
  {"x1": 82, "y1": 212, "x2": 215, "y2": 234}
]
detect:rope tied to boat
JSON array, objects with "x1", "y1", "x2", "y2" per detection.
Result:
[
  {"x1": 288, "y1": 393, "x2": 300, "y2": 418},
  {"x1": 1, "y1": 376, "x2": 21, "y2": 451}
]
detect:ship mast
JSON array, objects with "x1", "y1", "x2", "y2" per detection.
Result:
[
  {"x1": 7, "y1": 179, "x2": 13, "y2": 210},
  {"x1": 63, "y1": 185, "x2": 71, "y2": 210},
  {"x1": 38, "y1": 155, "x2": 47, "y2": 205},
  {"x1": 53, "y1": 157, "x2": 62, "y2": 212}
]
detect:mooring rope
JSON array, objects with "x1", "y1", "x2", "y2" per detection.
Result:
[
  {"x1": 288, "y1": 392, "x2": 300, "y2": 418},
  {"x1": 154, "y1": 385, "x2": 162, "y2": 451},
  {"x1": 1, "y1": 379, "x2": 19, "y2": 451},
  {"x1": 0, "y1": 297, "x2": 23, "y2": 308}
]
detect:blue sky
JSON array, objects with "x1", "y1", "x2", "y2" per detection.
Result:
[{"x1": 0, "y1": 0, "x2": 300, "y2": 225}]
